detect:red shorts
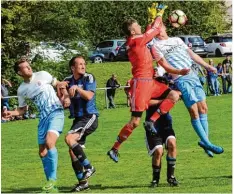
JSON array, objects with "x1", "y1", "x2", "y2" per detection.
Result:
[{"x1": 129, "y1": 78, "x2": 169, "y2": 112}]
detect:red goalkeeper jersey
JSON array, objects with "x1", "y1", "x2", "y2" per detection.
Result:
[{"x1": 126, "y1": 17, "x2": 162, "y2": 78}]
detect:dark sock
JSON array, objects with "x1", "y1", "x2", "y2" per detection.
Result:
[
  {"x1": 71, "y1": 143, "x2": 92, "y2": 169},
  {"x1": 152, "y1": 165, "x2": 161, "y2": 181},
  {"x1": 167, "y1": 156, "x2": 176, "y2": 178},
  {"x1": 72, "y1": 159, "x2": 84, "y2": 181}
]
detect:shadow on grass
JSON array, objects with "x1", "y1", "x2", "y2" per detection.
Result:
[
  {"x1": 190, "y1": 175, "x2": 232, "y2": 180},
  {"x1": 2, "y1": 183, "x2": 173, "y2": 193}
]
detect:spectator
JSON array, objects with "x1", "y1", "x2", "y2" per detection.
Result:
[
  {"x1": 217, "y1": 63, "x2": 225, "y2": 93},
  {"x1": 222, "y1": 55, "x2": 232, "y2": 93},
  {"x1": 106, "y1": 74, "x2": 120, "y2": 109},
  {"x1": 124, "y1": 79, "x2": 131, "y2": 107},
  {"x1": 191, "y1": 62, "x2": 206, "y2": 86},
  {"x1": 207, "y1": 59, "x2": 220, "y2": 96},
  {"x1": 1, "y1": 78, "x2": 12, "y2": 110}
]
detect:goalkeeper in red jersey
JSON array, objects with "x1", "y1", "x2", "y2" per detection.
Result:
[{"x1": 107, "y1": 3, "x2": 190, "y2": 163}]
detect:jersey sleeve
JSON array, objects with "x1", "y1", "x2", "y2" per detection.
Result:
[
  {"x1": 39, "y1": 71, "x2": 57, "y2": 85},
  {"x1": 150, "y1": 43, "x2": 164, "y2": 62},
  {"x1": 85, "y1": 74, "x2": 96, "y2": 92}
]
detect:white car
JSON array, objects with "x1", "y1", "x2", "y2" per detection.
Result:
[
  {"x1": 30, "y1": 42, "x2": 79, "y2": 62},
  {"x1": 205, "y1": 34, "x2": 232, "y2": 57}
]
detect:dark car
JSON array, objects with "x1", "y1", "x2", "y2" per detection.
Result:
[
  {"x1": 179, "y1": 35, "x2": 208, "y2": 57},
  {"x1": 115, "y1": 43, "x2": 129, "y2": 61}
]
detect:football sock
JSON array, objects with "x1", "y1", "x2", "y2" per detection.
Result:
[
  {"x1": 152, "y1": 165, "x2": 161, "y2": 181},
  {"x1": 199, "y1": 114, "x2": 209, "y2": 136},
  {"x1": 71, "y1": 143, "x2": 92, "y2": 169},
  {"x1": 167, "y1": 156, "x2": 176, "y2": 178},
  {"x1": 41, "y1": 155, "x2": 50, "y2": 180},
  {"x1": 72, "y1": 158, "x2": 84, "y2": 181},
  {"x1": 112, "y1": 124, "x2": 134, "y2": 150},
  {"x1": 47, "y1": 147, "x2": 58, "y2": 180},
  {"x1": 191, "y1": 119, "x2": 211, "y2": 145},
  {"x1": 150, "y1": 99, "x2": 175, "y2": 122}
]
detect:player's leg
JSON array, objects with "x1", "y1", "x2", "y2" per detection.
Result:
[
  {"x1": 166, "y1": 137, "x2": 178, "y2": 186},
  {"x1": 197, "y1": 100, "x2": 214, "y2": 157},
  {"x1": 69, "y1": 150, "x2": 89, "y2": 192},
  {"x1": 107, "y1": 114, "x2": 141, "y2": 162},
  {"x1": 66, "y1": 115, "x2": 98, "y2": 179}
]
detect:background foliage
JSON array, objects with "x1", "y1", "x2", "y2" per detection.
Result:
[{"x1": 1, "y1": 1, "x2": 231, "y2": 94}]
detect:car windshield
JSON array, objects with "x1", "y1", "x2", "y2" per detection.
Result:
[
  {"x1": 117, "y1": 41, "x2": 125, "y2": 46},
  {"x1": 220, "y1": 37, "x2": 232, "y2": 42},
  {"x1": 188, "y1": 37, "x2": 204, "y2": 43}
]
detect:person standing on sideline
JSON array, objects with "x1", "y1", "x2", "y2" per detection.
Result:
[
  {"x1": 4, "y1": 57, "x2": 64, "y2": 193},
  {"x1": 149, "y1": 22, "x2": 223, "y2": 156},
  {"x1": 207, "y1": 59, "x2": 220, "y2": 96},
  {"x1": 1, "y1": 78, "x2": 12, "y2": 110},
  {"x1": 106, "y1": 74, "x2": 120, "y2": 108},
  {"x1": 222, "y1": 55, "x2": 232, "y2": 93},
  {"x1": 57, "y1": 55, "x2": 99, "y2": 192}
]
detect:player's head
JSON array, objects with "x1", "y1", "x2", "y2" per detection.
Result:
[
  {"x1": 156, "y1": 23, "x2": 168, "y2": 40},
  {"x1": 69, "y1": 55, "x2": 86, "y2": 76},
  {"x1": 14, "y1": 57, "x2": 33, "y2": 78},
  {"x1": 208, "y1": 59, "x2": 214, "y2": 66},
  {"x1": 112, "y1": 74, "x2": 117, "y2": 80},
  {"x1": 122, "y1": 18, "x2": 142, "y2": 36},
  {"x1": 226, "y1": 55, "x2": 231, "y2": 60}
]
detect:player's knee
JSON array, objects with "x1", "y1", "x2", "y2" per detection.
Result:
[
  {"x1": 129, "y1": 119, "x2": 140, "y2": 128},
  {"x1": 65, "y1": 134, "x2": 74, "y2": 146},
  {"x1": 167, "y1": 139, "x2": 176, "y2": 151},
  {"x1": 155, "y1": 147, "x2": 163, "y2": 159},
  {"x1": 168, "y1": 90, "x2": 180, "y2": 103},
  {"x1": 199, "y1": 104, "x2": 208, "y2": 114}
]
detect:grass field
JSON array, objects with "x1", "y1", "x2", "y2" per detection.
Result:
[
  {"x1": 1, "y1": 94, "x2": 232, "y2": 193},
  {"x1": 2, "y1": 58, "x2": 232, "y2": 193}
]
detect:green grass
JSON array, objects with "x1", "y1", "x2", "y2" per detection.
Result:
[
  {"x1": 2, "y1": 57, "x2": 232, "y2": 193},
  {"x1": 1, "y1": 94, "x2": 232, "y2": 193}
]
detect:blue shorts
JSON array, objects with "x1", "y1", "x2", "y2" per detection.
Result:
[
  {"x1": 175, "y1": 73, "x2": 206, "y2": 108},
  {"x1": 38, "y1": 109, "x2": 64, "y2": 144}
]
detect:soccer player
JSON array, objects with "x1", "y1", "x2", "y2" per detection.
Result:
[
  {"x1": 58, "y1": 55, "x2": 98, "y2": 192},
  {"x1": 107, "y1": 4, "x2": 190, "y2": 163},
  {"x1": 148, "y1": 23, "x2": 224, "y2": 156},
  {"x1": 4, "y1": 57, "x2": 64, "y2": 192},
  {"x1": 145, "y1": 67, "x2": 179, "y2": 187}
]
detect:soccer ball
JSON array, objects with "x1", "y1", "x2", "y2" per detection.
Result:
[{"x1": 169, "y1": 10, "x2": 187, "y2": 28}]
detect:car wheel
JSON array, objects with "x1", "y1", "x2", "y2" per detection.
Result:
[
  {"x1": 93, "y1": 56, "x2": 103, "y2": 63},
  {"x1": 109, "y1": 54, "x2": 115, "y2": 62},
  {"x1": 215, "y1": 49, "x2": 222, "y2": 57}
]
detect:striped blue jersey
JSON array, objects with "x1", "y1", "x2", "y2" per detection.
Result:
[
  {"x1": 17, "y1": 71, "x2": 63, "y2": 119},
  {"x1": 149, "y1": 37, "x2": 193, "y2": 79}
]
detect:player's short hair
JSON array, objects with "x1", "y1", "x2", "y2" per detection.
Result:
[
  {"x1": 122, "y1": 18, "x2": 137, "y2": 36},
  {"x1": 14, "y1": 56, "x2": 30, "y2": 73},
  {"x1": 69, "y1": 55, "x2": 86, "y2": 69}
]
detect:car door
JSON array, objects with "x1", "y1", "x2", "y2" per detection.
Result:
[
  {"x1": 96, "y1": 41, "x2": 114, "y2": 59},
  {"x1": 205, "y1": 37, "x2": 215, "y2": 55}
]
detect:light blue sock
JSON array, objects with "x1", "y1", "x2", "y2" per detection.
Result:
[
  {"x1": 47, "y1": 147, "x2": 58, "y2": 181},
  {"x1": 199, "y1": 114, "x2": 209, "y2": 136},
  {"x1": 191, "y1": 119, "x2": 211, "y2": 146},
  {"x1": 41, "y1": 156, "x2": 50, "y2": 180}
]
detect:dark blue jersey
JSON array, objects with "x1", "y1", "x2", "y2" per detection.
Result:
[{"x1": 64, "y1": 73, "x2": 99, "y2": 118}]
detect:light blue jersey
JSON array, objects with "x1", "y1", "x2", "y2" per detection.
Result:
[
  {"x1": 17, "y1": 71, "x2": 63, "y2": 119},
  {"x1": 149, "y1": 37, "x2": 193, "y2": 80}
]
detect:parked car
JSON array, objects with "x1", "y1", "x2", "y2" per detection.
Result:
[
  {"x1": 179, "y1": 35, "x2": 208, "y2": 57},
  {"x1": 95, "y1": 39, "x2": 126, "y2": 61},
  {"x1": 115, "y1": 42, "x2": 129, "y2": 61},
  {"x1": 88, "y1": 51, "x2": 105, "y2": 63},
  {"x1": 205, "y1": 34, "x2": 232, "y2": 57}
]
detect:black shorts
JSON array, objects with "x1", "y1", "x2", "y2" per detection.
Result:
[
  {"x1": 145, "y1": 126, "x2": 175, "y2": 156},
  {"x1": 68, "y1": 114, "x2": 98, "y2": 145}
]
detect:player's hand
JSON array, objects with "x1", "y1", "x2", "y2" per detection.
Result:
[
  {"x1": 179, "y1": 68, "x2": 190, "y2": 75},
  {"x1": 69, "y1": 85, "x2": 79, "y2": 98},
  {"x1": 156, "y1": 4, "x2": 168, "y2": 17},
  {"x1": 63, "y1": 97, "x2": 71, "y2": 108},
  {"x1": 147, "y1": 3, "x2": 158, "y2": 23},
  {"x1": 207, "y1": 66, "x2": 217, "y2": 74}
]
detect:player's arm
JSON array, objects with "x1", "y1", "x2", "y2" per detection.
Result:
[
  {"x1": 187, "y1": 49, "x2": 217, "y2": 74},
  {"x1": 149, "y1": 99, "x2": 163, "y2": 106},
  {"x1": 56, "y1": 80, "x2": 71, "y2": 108},
  {"x1": 3, "y1": 106, "x2": 27, "y2": 118},
  {"x1": 157, "y1": 57, "x2": 190, "y2": 75}
]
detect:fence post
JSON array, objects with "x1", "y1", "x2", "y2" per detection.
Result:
[{"x1": 105, "y1": 89, "x2": 108, "y2": 109}]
